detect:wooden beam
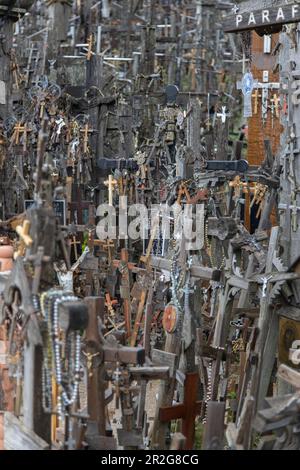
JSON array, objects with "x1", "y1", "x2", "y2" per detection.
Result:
[
  {"x1": 103, "y1": 346, "x2": 145, "y2": 365},
  {"x1": 151, "y1": 256, "x2": 216, "y2": 280},
  {"x1": 278, "y1": 364, "x2": 300, "y2": 389},
  {"x1": 3, "y1": 412, "x2": 49, "y2": 450},
  {"x1": 223, "y1": 1, "x2": 300, "y2": 34}
]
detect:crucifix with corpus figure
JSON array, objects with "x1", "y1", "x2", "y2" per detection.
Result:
[{"x1": 80, "y1": 123, "x2": 94, "y2": 154}]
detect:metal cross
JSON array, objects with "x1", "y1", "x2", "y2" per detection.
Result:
[
  {"x1": 55, "y1": 117, "x2": 66, "y2": 136},
  {"x1": 261, "y1": 275, "x2": 273, "y2": 298},
  {"x1": 216, "y1": 106, "x2": 230, "y2": 124},
  {"x1": 237, "y1": 72, "x2": 258, "y2": 118}
]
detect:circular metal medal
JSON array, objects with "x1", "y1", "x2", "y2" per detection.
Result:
[{"x1": 162, "y1": 303, "x2": 178, "y2": 334}]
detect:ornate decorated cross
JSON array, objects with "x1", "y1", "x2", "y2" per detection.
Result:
[{"x1": 237, "y1": 72, "x2": 258, "y2": 118}]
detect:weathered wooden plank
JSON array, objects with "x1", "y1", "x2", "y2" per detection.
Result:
[
  {"x1": 129, "y1": 366, "x2": 170, "y2": 381},
  {"x1": 278, "y1": 305, "x2": 300, "y2": 322},
  {"x1": 151, "y1": 256, "x2": 216, "y2": 280},
  {"x1": 117, "y1": 428, "x2": 143, "y2": 447},
  {"x1": 277, "y1": 364, "x2": 300, "y2": 388},
  {"x1": 202, "y1": 402, "x2": 225, "y2": 450},
  {"x1": 223, "y1": 2, "x2": 300, "y2": 34},
  {"x1": 152, "y1": 349, "x2": 177, "y2": 377},
  {"x1": 103, "y1": 346, "x2": 145, "y2": 365}
]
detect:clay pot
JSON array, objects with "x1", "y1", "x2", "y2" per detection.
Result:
[{"x1": 0, "y1": 245, "x2": 14, "y2": 272}]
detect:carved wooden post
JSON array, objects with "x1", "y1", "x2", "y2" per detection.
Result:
[
  {"x1": 47, "y1": 0, "x2": 72, "y2": 60},
  {"x1": 84, "y1": 296, "x2": 107, "y2": 444},
  {"x1": 0, "y1": 2, "x2": 34, "y2": 119}
]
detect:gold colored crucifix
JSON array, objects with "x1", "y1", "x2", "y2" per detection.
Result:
[
  {"x1": 80, "y1": 124, "x2": 93, "y2": 153},
  {"x1": 272, "y1": 93, "x2": 280, "y2": 119},
  {"x1": 104, "y1": 175, "x2": 118, "y2": 206},
  {"x1": 11, "y1": 122, "x2": 29, "y2": 149},
  {"x1": 251, "y1": 89, "x2": 261, "y2": 115}
]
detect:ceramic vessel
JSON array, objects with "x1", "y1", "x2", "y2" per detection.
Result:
[{"x1": 0, "y1": 245, "x2": 14, "y2": 272}]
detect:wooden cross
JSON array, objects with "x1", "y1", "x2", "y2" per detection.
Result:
[
  {"x1": 93, "y1": 238, "x2": 115, "y2": 263},
  {"x1": 159, "y1": 372, "x2": 202, "y2": 450},
  {"x1": 80, "y1": 124, "x2": 94, "y2": 153},
  {"x1": 102, "y1": 239, "x2": 115, "y2": 264},
  {"x1": 251, "y1": 89, "x2": 261, "y2": 115},
  {"x1": 130, "y1": 288, "x2": 147, "y2": 348},
  {"x1": 11, "y1": 122, "x2": 29, "y2": 149},
  {"x1": 272, "y1": 93, "x2": 280, "y2": 119},
  {"x1": 104, "y1": 175, "x2": 118, "y2": 206},
  {"x1": 229, "y1": 176, "x2": 249, "y2": 200},
  {"x1": 69, "y1": 236, "x2": 81, "y2": 261},
  {"x1": 105, "y1": 293, "x2": 118, "y2": 317},
  {"x1": 86, "y1": 34, "x2": 94, "y2": 61},
  {"x1": 250, "y1": 183, "x2": 268, "y2": 219}
]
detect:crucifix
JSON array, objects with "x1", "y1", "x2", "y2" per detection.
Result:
[
  {"x1": 272, "y1": 93, "x2": 280, "y2": 118},
  {"x1": 251, "y1": 89, "x2": 261, "y2": 115},
  {"x1": 80, "y1": 124, "x2": 94, "y2": 153},
  {"x1": 104, "y1": 175, "x2": 118, "y2": 206},
  {"x1": 11, "y1": 122, "x2": 29, "y2": 148},
  {"x1": 159, "y1": 372, "x2": 202, "y2": 450}
]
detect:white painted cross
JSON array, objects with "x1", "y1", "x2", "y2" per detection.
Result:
[
  {"x1": 237, "y1": 72, "x2": 258, "y2": 118},
  {"x1": 216, "y1": 106, "x2": 230, "y2": 124}
]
